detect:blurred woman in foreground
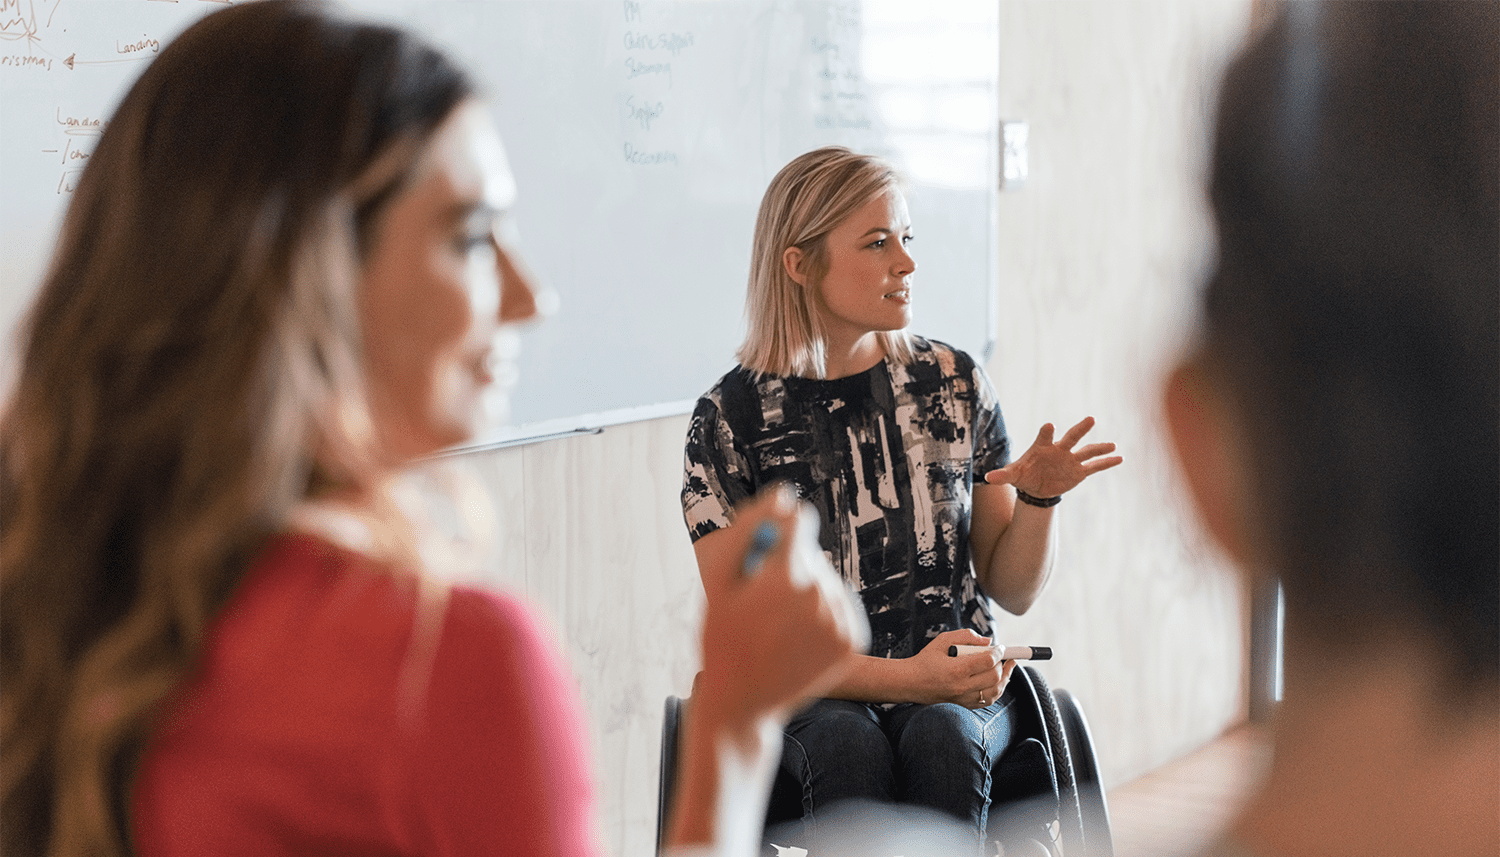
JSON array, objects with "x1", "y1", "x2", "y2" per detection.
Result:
[
  {"x1": 1165, "y1": 2, "x2": 1498, "y2": 855},
  {"x1": 0, "y1": 2, "x2": 863, "y2": 854}
]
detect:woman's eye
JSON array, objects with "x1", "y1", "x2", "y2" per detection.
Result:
[
  {"x1": 902, "y1": 234, "x2": 915, "y2": 245},
  {"x1": 869, "y1": 238, "x2": 886, "y2": 249}
]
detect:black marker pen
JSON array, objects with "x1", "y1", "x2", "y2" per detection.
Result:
[{"x1": 947, "y1": 644, "x2": 1052, "y2": 661}]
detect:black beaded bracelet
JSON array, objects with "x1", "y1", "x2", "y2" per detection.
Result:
[{"x1": 1015, "y1": 489, "x2": 1061, "y2": 508}]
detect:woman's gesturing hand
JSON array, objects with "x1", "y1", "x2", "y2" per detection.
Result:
[{"x1": 983, "y1": 416, "x2": 1122, "y2": 499}]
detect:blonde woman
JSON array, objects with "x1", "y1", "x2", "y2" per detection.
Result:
[
  {"x1": 0, "y1": 3, "x2": 863, "y2": 855},
  {"x1": 681, "y1": 147, "x2": 1120, "y2": 852}
]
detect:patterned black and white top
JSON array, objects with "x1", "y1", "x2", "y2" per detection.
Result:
[{"x1": 681, "y1": 337, "x2": 1010, "y2": 660}]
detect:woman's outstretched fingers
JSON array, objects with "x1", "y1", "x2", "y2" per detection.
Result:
[
  {"x1": 983, "y1": 465, "x2": 1012, "y2": 486},
  {"x1": 1076, "y1": 442, "x2": 1116, "y2": 460},
  {"x1": 1084, "y1": 456, "x2": 1123, "y2": 476},
  {"x1": 983, "y1": 416, "x2": 1121, "y2": 494},
  {"x1": 1032, "y1": 422, "x2": 1056, "y2": 447},
  {"x1": 1057, "y1": 415, "x2": 1096, "y2": 449}
]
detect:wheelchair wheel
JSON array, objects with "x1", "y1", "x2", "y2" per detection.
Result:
[
  {"x1": 1014, "y1": 666, "x2": 1087, "y2": 854},
  {"x1": 1054, "y1": 688, "x2": 1114, "y2": 856}
]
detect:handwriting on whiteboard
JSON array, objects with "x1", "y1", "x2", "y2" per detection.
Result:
[
  {"x1": 1, "y1": 0, "x2": 178, "y2": 76},
  {"x1": 615, "y1": 1, "x2": 686, "y2": 168}
]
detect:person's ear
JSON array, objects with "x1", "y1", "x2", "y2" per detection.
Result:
[
  {"x1": 1163, "y1": 356, "x2": 1256, "y2": 566},
  {"x1": 782, "y1": 246, "x2": 809, "y2": 287}
]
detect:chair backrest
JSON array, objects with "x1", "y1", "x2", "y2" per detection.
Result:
[{"x1": 656, "y1": 694, "x2": 684, "y2": 856}]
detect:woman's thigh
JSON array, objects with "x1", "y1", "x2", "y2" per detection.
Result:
[
  {"x1": 882, "y1": 696, "x2": 1018, "y2": 828},
  {"x1": 781, "y1": 698, "x2": 896, "y2": 809},
  {"x1": 885, "y1": 697, "x2": 1015, "y2": 764}
]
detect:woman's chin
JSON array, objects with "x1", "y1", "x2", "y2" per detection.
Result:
[{"x1": 478, "y1": 381, "x2": 513, "y2": 429}]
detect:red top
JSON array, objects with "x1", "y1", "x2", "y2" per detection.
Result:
[{"x1": 133, "y1": 533, "x2": 601, "y2": 856}]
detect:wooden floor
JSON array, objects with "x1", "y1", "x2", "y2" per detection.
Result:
[{"x1": 1104, "y1": 725, "x2": 1271, "y2": 857}]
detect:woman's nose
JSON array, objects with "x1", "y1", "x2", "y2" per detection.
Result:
[
  {"x1": 496, "y1": 244, "x2": 540, "y2": 324},
  {"x1": 895, "y1": 243, "x2": 917, "y2": 277}
]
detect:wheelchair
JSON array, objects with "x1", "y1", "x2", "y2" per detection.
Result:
[{"x1": 657, "y1": 665, "x2": 1114, "y2": 856}]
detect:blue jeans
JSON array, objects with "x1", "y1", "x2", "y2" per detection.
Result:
[{"x1": 768, "y1": 689, "x2": 1021, "y2": 849}]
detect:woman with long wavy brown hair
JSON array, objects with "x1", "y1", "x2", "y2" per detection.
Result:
[{"x1": 0, "y1": 2, "x2": 863, "y2": 855}]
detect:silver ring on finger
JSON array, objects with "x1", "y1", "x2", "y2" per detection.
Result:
[{"x1": 978, "y1": 692, "x2": 987, "y2": 706}]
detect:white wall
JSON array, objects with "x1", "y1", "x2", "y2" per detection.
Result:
[
  {"x1": 987, "y1": 0, "x2": 1250, "y2": 789},
  {"x1": 415, "y1": 3, "x2": 1253, "y2": 855}
]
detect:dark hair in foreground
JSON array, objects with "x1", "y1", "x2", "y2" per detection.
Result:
[
  {"x1": 0, "y1": 1, "x2": 474, "y2": 853},
  {"x1": 1204, "y1": 1, "x2": 1497, "y2": 698}
]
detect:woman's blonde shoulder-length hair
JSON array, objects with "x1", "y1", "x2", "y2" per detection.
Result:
[{"x1": 738, "y1": 146, "x2": 914, "y2": 379}]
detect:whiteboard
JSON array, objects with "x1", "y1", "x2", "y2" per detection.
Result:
[{"x1": 0, "y1": 0, "x2": 999, "y2": 447}]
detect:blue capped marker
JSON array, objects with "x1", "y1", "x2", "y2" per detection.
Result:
[{"x1": 743, "y1": 520, "x2": 780, "y2": 577}]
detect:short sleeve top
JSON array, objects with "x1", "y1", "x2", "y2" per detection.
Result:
[
  {"x1": 682, "y1": 337, "x2": 1009, "y2": 659},
  {"x1": 133, "y1": 533, "x2": 602, "y2": 856}
]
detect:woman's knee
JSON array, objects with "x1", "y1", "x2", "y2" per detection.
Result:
[
  {"x1": 902, "y1": 703, "x2": 980, "y2": 742},
  {"x1": 782, "y1": 700, "x2": 896, "y2": 810},
  {"x1": 788, "y1": 700, "x2": 892, "y2": 763},
  {"x1": 893, "y1": 703, "x2": 994, "y2": 768}
]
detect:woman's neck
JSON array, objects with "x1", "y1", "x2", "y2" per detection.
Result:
[
  {"x1": 288, "y1": 482, "x2": 421, "y2": 568},
  {"x1": 820, "y1": 332, "x2": 885, "y2": 380},
  {"x1": 1231, "y1": 647, "x2": 1499, "y2": 857}
]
